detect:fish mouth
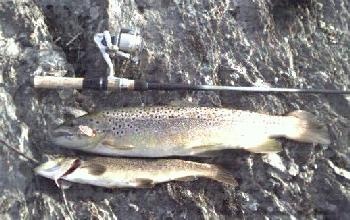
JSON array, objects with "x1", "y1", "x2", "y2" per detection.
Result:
[
  {"x1": 34, "y1": 162, "x2": 57, "y2": 175},
  {"x1": 35, "y1": 158, "x2": 82, "y2": 181},
  {"x1": 34, "y1": 159, "x2": 62, "y2": 176},
  {"x1": 51, "y1": 126, "x2": 76, "y2": 138}
]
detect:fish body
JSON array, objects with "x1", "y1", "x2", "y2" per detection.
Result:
[
  {"x1": 35, "y1": 157, "x2": 237, "y2": 188},
  {"x1": 51, "y1": 107, "x2": 330, "y2": 156}
]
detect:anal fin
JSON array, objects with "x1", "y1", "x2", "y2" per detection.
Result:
[{"x1": 246, "y1": 138, "x2": 282, "y2": 154}]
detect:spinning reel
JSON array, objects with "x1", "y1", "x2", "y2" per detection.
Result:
[{"x1": 94, "y1": 28, "x2": 143, "y2": 78}]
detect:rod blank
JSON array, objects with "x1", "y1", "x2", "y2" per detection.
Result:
[{"x1": 155, "y1": 84, "x2": 350, "y2": 94}]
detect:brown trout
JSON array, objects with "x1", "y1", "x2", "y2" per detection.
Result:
[
  {"x1": 51, "y1": 107, "x2": 330, "y2": 156},
  {"x1": 34, "y1": 156, "x2": 237, "y2": 188}
]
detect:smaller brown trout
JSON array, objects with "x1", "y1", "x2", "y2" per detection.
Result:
[
  {"x1": 51, "y1": 107, "x2": 330, "y2": 157},
  {"x1": 34, "y1": 157, "x2": 237, "y2": 188}
]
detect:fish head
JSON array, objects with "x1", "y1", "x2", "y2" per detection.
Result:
[
  {"x1": 51, "y1": 118, "x2": 105, "y2": 149},
  {"x1": 34, "y1": 157, "x2": 80, "y2": 180}
]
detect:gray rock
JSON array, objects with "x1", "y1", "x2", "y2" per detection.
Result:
[{"x1": 1, "y1": 0, "x2": 349, "y2": 219}]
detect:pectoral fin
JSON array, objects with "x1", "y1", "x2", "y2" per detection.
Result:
[
  {"x1": 134, "y1": 178, "x2": 155, "y2": 188},
  {"x1": 189, "y1": 144, "x2": 224, "y2": 155},
  {"x1": 191, "y1": 144, "x2": 221, "y2": 150},
  {"x1": 101, "y1": 138, "x2": 135, "y2": 150},
  {"x1": 175, "y1": 176, "x2": 198, "y2": 182},
  {"x1": 85, "y1": 163, "x2": 106, "y2": 176},
  {"x1": 246, "y1": 138, "x2": 282, "y2": 153}
]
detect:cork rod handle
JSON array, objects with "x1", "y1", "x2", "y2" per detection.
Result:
[{"x1": 32, "y1": 76, "x2": 84, "y2": 89}]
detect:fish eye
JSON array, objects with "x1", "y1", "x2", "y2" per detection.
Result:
[{"x1": 64, "y1": 121, "x2": 75, "y2": 127}]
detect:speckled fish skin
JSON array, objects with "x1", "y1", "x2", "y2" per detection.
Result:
[
  {"x1": 51, "y1": 107, "x2": 330, "y2": 156},
  {"x1": 35, "y1": 157, "x2": 237, "y2": 188}
]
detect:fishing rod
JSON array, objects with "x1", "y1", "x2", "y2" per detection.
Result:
[
  {"x1": 32, "y1": 28, "x2": 350, "y2": 95},
  {"x1": 32, "y1": 75, "x2": 350, "y2": 94}
]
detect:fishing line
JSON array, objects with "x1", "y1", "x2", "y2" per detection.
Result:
[{"x1": 0, "y1": 139, "x2": 39, "y2": 165}]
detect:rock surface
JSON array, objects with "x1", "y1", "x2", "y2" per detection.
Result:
[{"x1": 1, "y1": 0, "x2": 349, "y2": 219}]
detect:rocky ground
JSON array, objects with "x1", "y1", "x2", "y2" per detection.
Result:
[{"x1": 1, "y1": 0, "x2": 349, "y2": 219}]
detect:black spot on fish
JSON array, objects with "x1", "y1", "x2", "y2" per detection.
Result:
[
  {"x1": 96, "y1": 121, "x2": 99, "y2": 124},
  {"x1": 112, "y1": 127, "x2": 116, "y2": 130},
  {"x1": 88, "y1": 163, "x2": 106, "y2": 175},
  {"x1": 106, "y1": 111, "x2": 110, "y2": 115}
]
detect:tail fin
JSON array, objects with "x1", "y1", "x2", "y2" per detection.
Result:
[
  {"x1": 209, "y1": 165, "x2": 238, "y2": 187},
  {"x1": 285, "y1": 110, "x2": 330, "y2": 144}
]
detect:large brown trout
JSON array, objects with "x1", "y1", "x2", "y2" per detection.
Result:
[
  {"x1": 35, "y1": 156, "x2": 237, "y2": 188},
  {"x1": 51, "y1": 107, "x2": 330, "y2": 156}
]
